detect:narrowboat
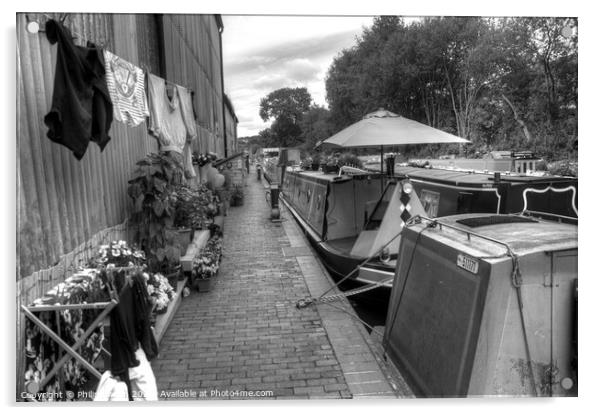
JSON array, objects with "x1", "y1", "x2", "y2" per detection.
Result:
[
  {"x1": 280, "y1": 169, "x2": 388, "y2": 279},
  {"x1": 356, "y1": 166, "x2": 577, "y2": 289},
  {"x1": 383, "y1": 213, "x2": 578, "y2": 397},
  {"x1": 281, "y1": 165, "x2": 578, "y2": 290}
]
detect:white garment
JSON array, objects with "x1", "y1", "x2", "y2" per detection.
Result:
[
  {"x1": 147, "y1": 74, "x2": 188, "y2": 154},
  {"x1": 175, "y1": 85, "x2": 197, "y2": 179},
  {"x1": 103, "y1": 50, "x2": 149, "y2": 127},
  {"x1": 128, "y1": 346, "x2": 158, "y2": 401},
  {"x1": 94, "y1": 371, "x2": 129, "y2": 401}
]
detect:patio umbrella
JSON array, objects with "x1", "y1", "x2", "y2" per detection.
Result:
[{"x1": 316, "y1": 108, "x2": 470, "y2": 189}]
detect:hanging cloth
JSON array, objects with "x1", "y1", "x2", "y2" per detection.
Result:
[
  {"x1": 175, "y1": 85, "x2": 197, "y2": 178},
  {"x1": 103, "y1": 50, "x2": 149, "y2": 127},
  {"x1": 43, "y1": 19, "x2": 113, "y2": 160},
  {"x1": 147, "y1": 73, "x2": 188, "y2": 154},
  {"x1": 109, "y1": 272, "x2": 158, "y2": 400},
  {"x1": 128, "y1": 347, "x2": 158, "y2": 401},
  {"x1": 93, "y1": 371, "x2": 129, "y2": 401}
]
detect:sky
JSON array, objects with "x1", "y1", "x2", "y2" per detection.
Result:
[{"x1": 222, "y1": 15, "x2": 377, "y2": 138}]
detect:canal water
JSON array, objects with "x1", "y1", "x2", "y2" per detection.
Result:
[{"x1": 336, "y1": 279, "x2": 391, "y2": 334}]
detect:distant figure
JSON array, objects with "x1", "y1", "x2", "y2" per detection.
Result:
[{"x1": 245, "y1": 154, "x2": 250, "y2": 173}]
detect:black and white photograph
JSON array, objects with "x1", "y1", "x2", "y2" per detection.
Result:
[{"x1": 9, "y1": 1, "x2": 595, "y2": 409}]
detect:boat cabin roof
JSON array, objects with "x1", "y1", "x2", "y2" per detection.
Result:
[
  {"x1": 418, "y1": 213, "x2": 577, "y2": 258},
  {"x1": 291, "y1": 169, "x2": 381, "y2": 184},
  {"x1": 395, "y1": 166, "x2": 576, "y2": 188}
]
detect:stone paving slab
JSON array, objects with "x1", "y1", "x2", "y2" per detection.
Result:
[{"x1": 150, "y1": 175, "x2": 408, "y2": 400}]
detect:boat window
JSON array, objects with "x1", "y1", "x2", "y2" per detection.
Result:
[{"x1": 364, "y1": 183, "x2": 396, "y2": 230}]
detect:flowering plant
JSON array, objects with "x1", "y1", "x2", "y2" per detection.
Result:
[
  {"x1": 192, "y1": 152, "x2": 217, "y2": 167},
  {"x1": 144, "y1": 272, "x2": 175, "y2": 313},
  {"x1": 173, "y1": 184, "x2": 220, "y2": 229},
  {"x1": 91, "y1": 240, "x2": 146, "y2": 268},
  {"x1": 191, "y1": 236, "x2": 223, "y2": 281}
]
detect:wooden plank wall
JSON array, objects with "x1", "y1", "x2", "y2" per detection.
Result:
[{"x1": 162, "y1": 14, "x2": 226, "y2": 158}]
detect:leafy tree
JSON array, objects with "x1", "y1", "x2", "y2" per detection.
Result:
[
  {"x1": 299, "y1": 105, "x2": 336, "y2": 153},
  {"x1": 259, "y1": 87, "x2": 312, "y2": 148},
  {"x1": 324, "y1": 16, "x2": 577, "y2": 161}
]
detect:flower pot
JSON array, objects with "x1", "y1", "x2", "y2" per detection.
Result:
[
  {"x1": 311, "y1": 163, "x2": 320, "y2": 171},
  {"x1": 195, "y1": 278, "x2": 213, "y2": 293}
]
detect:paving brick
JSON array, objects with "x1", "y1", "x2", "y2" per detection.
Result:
[{"x1": 150, "y1": 176, "x2": 401, "y2": 401}]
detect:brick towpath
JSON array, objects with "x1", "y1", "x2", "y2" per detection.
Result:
[{"x1": 151, "y1": 174, "x2": 409, "y2": 400}]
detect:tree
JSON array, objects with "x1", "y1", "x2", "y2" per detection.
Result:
[
  {"x1": 299, "y1": 105, "x2": 336, "y2": 153},
  {"x1": 259, "y1": 87, "x2": 312, "y2": 147}
]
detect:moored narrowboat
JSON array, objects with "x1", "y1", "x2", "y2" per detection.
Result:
[
  {"x1": 356, "y1": 166, "x2": 578, "y2": 289},
  {"x1": 383, "y1": 213, "x2": 578, "y2": 397},
  {"x1": 281, "y1": 165, "x2": 578, "y2": 293},
  {"x1": 280, "y1": 169, "x2": 387, "y2": 279}
]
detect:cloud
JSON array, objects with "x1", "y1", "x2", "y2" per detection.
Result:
[
  {"x1": 222, "y1": 16, "x2": 375, "y2": 137},
  {"x1": 225, "y1": 30, "x2": 361, "y2": 78},
  {"x1": 283, "y1": 58, "x2": 322, "y2": 83}
]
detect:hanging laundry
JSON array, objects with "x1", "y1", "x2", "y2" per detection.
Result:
[
  {"x1": 103, "y1": 50, "x2": 149, "y2": 127},
  {"x1": 175, "y1": 85, "x2": 197, "y2": 178},
  {"x1": 147, "y1": 73, "x2": 189, "y2": 154},
  {"x1": 109, "y1": 271, "x2": 158, "y2": 400},
  {"x1": 43, "y1": 19, "x2": 113, "y2": 160},
  {"x1": 93, "y1": 371, "x2": 129, "y2": 401},
  {"x1": 128, "y1": 347, "x2": 158, "y2": 401}
]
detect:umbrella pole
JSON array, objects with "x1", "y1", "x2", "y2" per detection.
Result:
[{"x1": 380, "y1": 145, "x2": 384, "y2": 193}]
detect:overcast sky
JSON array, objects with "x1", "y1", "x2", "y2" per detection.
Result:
[{"x1": 222, "y1": 15, "x2": 377, "y2": 138}]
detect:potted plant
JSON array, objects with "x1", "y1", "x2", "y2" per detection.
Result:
[
  {"x1": 338, "y1": 152, "x2": 364, "y2": 169},
  {"x1": 190, "y1": 235, "x2": 223, "y2": 292},
  {"x1": 153, "y1": 243, "x2": 181, "y2": 289},
  {"x1": 313, "y1": 154, "x2": 324, "y2": 171},
  {"x1": 127, "y1": 152, "x2": 184, "y2": 274},
  {"x1": 91, "y1": 240, "x2": 146, "y2": 268},
  {"x1": 323, "y1": 155, "x2": 340, "y2": 174},
  {"x1": 171, "y1": 184, "x2": 196, "y2": 254},
  {"x1": 230, "y1": 184, "x2": 244, "y2": 207},
  {"x1": 144, "y1": 272, "x2": 176, "y2": 314},
  {"x1": 300, "y1": 157, "x2": 312, "y2": 171}
]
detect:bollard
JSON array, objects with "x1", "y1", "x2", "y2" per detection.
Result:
[{"x1": 270, "y1": 184, "x2": 280, "y2": 220}]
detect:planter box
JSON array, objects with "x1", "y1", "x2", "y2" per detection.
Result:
[
  {"x1": 153, "y1": 279, "x2": 187, "y2": 344},
  {"x1": 180, "y1": 230, "x2": 211, "y2": 272},
  {"x1": 213, "y1": 215, "x2": 224, "y2": 232},
  {"x1": 194, "y1": 278, "x2": 213, "y2": 293}
]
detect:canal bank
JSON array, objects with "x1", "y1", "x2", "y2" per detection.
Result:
[{"x1": 151, "y1": 174, "x2": 412, "y2": 399}]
